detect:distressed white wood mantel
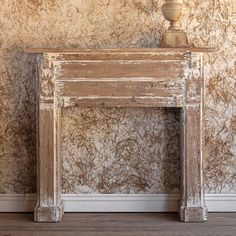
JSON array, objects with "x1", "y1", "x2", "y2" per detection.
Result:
[{"x1": 26, "y1": 47, "x2": 213, "y2": 223}]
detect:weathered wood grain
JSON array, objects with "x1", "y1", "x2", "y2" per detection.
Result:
[
  {"x1": 34, "y1": 55, "x2": 63, "y2": 223},
  {"x1": 1, "y1": 213, "x2": 236, "y2": 236},
  {"x1": 186, "y1": 52, "x2": 203, "y2": 104},
  {"x1": 34, "y1": 48, "x2": 208, "y2": 223},
  {"x1": 180, "y1": 105, "x2": 207, "y2": 222},
  {"x1": 58, "y1": 96, "x2": 184, "y2": 108},
  {"x1": 57, "y1": 80, "x2": 185, "y2": 97},
  {"x1": 56, "y1": 79, "x2": 185, "y2": 108},
  {"x1": 25, "y1": 48, "x2": 214, "y2": 53},
  {"x1": 54, "y1": 60, "x2": 187, "y2": 80},
  {"x1": 53, "y1": 53, "x2": 187, "y2": 61}
]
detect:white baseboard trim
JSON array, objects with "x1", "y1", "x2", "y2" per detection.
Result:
[
  {"x1": 63, "y1": 194, "x2": 179, "y2": 212},
  {"x1": 0, "y1": 194, "x2": 235, "y2": 212},
  {"x1": 0, "y1": 194, "x2": 36, "y2": 212}
]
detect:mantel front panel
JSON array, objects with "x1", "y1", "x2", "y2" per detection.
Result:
[
  {"x1": 51, "y1": 52, "x2": 190, "y2": 108},
  {"x1": 56, "y1": 79, "x2": 185, "y2": 108}
]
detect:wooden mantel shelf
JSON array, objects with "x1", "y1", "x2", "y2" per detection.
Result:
[
  {"x1": 25, "y1": 47, "x2": 214, "y2": 54},
  {"x1": 30, "y1": 48, "x2": 211, "y2": 223}
]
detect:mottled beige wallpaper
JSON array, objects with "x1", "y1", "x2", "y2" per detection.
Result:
[
  {"x1": 61, "y1": 107, "x2": 180, "y2": 194},
  {"x1": 0, "y1": 0, "x2": 235, "y2": 194}
]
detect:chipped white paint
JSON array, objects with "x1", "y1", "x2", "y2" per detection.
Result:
[
  {"x1": 59, "y1": 96, "x2": 183, "y2": 108},
  {"x1": 33, "y1": 48, "x2": 211, "y2": 223},
  {"x1": 39, "y1": 103, "x2": 54, "y2": 111}
]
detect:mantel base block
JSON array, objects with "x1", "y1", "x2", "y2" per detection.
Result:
[
  {"x1": 180, "y1": 206, "x2": 208, "y2": 222},
  {"x1": 161, "y1": 30, "x2": 190, "y2": 48},
  {"x1": 34, "y1": 202, "x2": 64, "y2": 223}
]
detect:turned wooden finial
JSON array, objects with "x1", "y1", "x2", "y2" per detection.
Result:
[{"x1": 160, "y1": 0, "x2": 190, "y2": 47}]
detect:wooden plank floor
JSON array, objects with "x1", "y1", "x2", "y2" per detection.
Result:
[{"x1": 0, "y1": 213, "x2": 235, "y2": 236}]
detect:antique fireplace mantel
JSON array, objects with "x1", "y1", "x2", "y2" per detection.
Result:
[{"x1": 26, "y1": 47, "x2": 213, "y2": 223}]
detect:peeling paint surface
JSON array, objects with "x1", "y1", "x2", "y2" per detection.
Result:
[{"x1": 0, "y1": 0, "x2": 235, "y2": 194}]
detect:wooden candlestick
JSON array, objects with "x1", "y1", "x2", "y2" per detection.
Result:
[{"x1": 160, "y1": 0, "x2": 190, "y2": 47}]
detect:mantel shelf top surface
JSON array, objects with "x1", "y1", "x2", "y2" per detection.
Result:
[{"x1": 25, "y1": 47, "x2": 214, "y2": 54}]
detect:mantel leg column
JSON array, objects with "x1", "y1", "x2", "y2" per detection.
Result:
[
  {"x1": 34, "y1": 103, "x2": 63, "y2": 222},
  {"x1": 180, "y1": 104, "x2": 207, "y2": 222},
  {"x1": 34, "y1": 55, "x2": 63, "y2": 222}
]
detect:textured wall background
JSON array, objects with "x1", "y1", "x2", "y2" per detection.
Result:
[{"x1": 0, "y1": 0, "x2": 235, "y2": 194}]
